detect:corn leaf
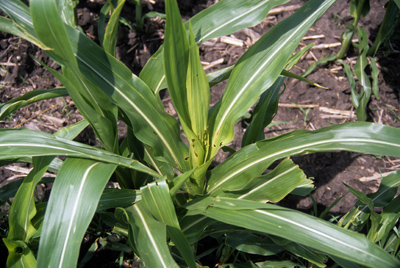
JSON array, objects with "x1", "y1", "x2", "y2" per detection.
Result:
[
  {"x1": 190, "y1": 0, "x2": 290, "y2": 43},
  {"x1": 256, "y1": 260, "x2": 299, "y2": 267},
  {"x1": 141, "y1": 178, "x2": 197, "y2": 268},
  {"x1": 186, "y1": 197, "x2": 400, "y2": 268},
  {"x1": 43, "y1": 62, "x2": 119, "y2": 153},
  {"x1": 116, "y1": 202, "x2": 180, "y2": 268},
  {"x1": 369, "y1": 56, "x2": 380, "y2": 100},
  {"x1": 2, "y1": 239, "x2": 36, "y2": 268},
  {"x1": 338, "y1": 59, "x2": 358, "y2": 108},
  {"x1": 350, "y1": 0, "x2": 370, "y2": 19},
  {"x1": 208, "y1": 122, "x2": 400, "y2": 194},
  {"x1": 2, "y1": 119, "x2": 92, "y2": 266},
  {"x1": 0, "y1": 128, "x2": 160, "y2": 178},
  {"x1": 98, "y1": 1, "x2": 110, "y2": 46},
  {"x1": 30, "y1": 0, "x2": 120, "y2": 152},
  {"x1": 0, "y1": 87, "x2": 68, "y2": 120},
  {"x1": 164, "y1": 0, "x2": 190, "y2": 126},
  {"x1": 103, "y1": 0, "x2": 125, "y2": 56},
  {"x1": 12, "y1": 0, "x2": 189, "y2": 168},
  {"x1": 0, "y1": 16, "x2": 48, "y2": 50},
  {"x1": 377, "y1": 195, "x2": 400, "y2": 242},
  {"x1": 186, "y1": 24, "x2": 210, "y2": 166},
  {"x1": 303, "y1": 53, "x2": 337, "y2": 77},
  {"x1": 341, "y1": 170, "x2": 400, "y2": 228},
  {"x1": 353, "y1": 26, "x2": 371, "y2": 121},
  {"x1": 65, "y1": 24, "x2": 190, "y2": 170},
  {"x1": 30, "y1": 0, "x2": 77, "y2": 67},
  {"x1": 207, "y1": 66, "x2": 234, "y2": 87},
  {"x1": 242, "y1": 76, "x2": 284, "y2": 146},
  {"x1": 0, "y1": 0, "x2": 31, "y2": 31},
  {"x1": 225, "y1": 233, "x2": 284, "y2": 256},
  {"x1": 367, "y1": 170, "x2": 400, "y2": 208},
  {"x1": 208, "y1": 0, "x2": 335, "y2": 158},
  {"x1": 169, "y1": 169, "x2": 196, "y2": 200},
  {"x1": 37, "y1": 158, "x2": 117, "y2": 268},
  {"x1": 56, "y1": 0, "x2": 78, "y2": 27},
  {"x1": 368, "y1": 0, "x2": 400, "y2": 56},
  {"x1": 219, "y1": 157, "x2": 308, "y2": 203},
  {"x1": 6, "y1": 157, "x2": 53, "y2": 243},
  {"x1": 0, "y1": 120, "x2": 87, "y2": 176},
  {"x1": 4, "y1": 119, "x2": 89, "y2": 266},
  {"x1": 140, "y1": 0, "x2": 291, "y2": 93},
  {"x1": 164, "y1": 0, "x2": 209, "y2": 177},
  {"x1": 96, "y1": 189, "x2": 141, "y2": 212},
  {"x1": 54, "y1": 119, "x2": 89, "y2": 140},
  {"x1": 180, "y1": 215, "x2": 214, "y2": 244},
  {"x1": 0, "y1": 0, "x2": 50, "y2": 50},
  {"x1": 4, "y1": 158, "x2": 52, "y2": 268}
]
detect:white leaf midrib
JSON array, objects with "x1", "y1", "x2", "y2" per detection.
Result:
[
  {"x1": 212, "y1": 0, "x2": 332, "y2": 149},
  {"x1": 208, "y1": 138, "x2": 400, "y2": 192},
  {"x1": 58, "y1": 162, "x2": 99, "y2": 267}
]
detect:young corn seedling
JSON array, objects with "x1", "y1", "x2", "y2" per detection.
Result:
[
  {"x1": 1, "y1": 0, "x2": 400, "y2": 267},
  {"x1": 303, "y1": 0, "x2": 400, "y2": 121}
]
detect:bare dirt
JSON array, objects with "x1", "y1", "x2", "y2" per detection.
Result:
[{"x1": 1, "y1": 0, "x2": 400, "y2": 266}]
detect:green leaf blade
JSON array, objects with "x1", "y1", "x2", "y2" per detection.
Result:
[
  {"x1": 209, "y1": 0, "x2": 336, "y2": 157},
  {"x1": 0, "y1": 88, "x2": 68, "y2": 120},
  {"x1": 30, "y1": 0, "x2": 77, "y2": 67},
  {"x1": 187, "y1": 197, "x2": 400, "y2": 268},
  {"x1": 187, "y1": 23, "x2": 210, "y2": 143},
  {"x1": 164, "y1": 0, "x2": 190, "y2": 126},
  {"x1": 0, "y1": 128, "x2": 160, "y2": 177},
  {"x1": 117, "y1": 203, "x2": 180, "y2": 268},
  {"x1": 7, "y1": 157, "x2": 53, "y2": 242},
  {"x1": 64, "y1": 25, "x2": 189, "y2": 170},
  {"x1": 140, "y1": 0, "x2": 291, "y2": 93},
  {"x1": 208, "y1": 122, "x2": 400, "y2": 194},
  {"x1": 221, "y1": 158, "x2": 308, "y2": 203},
  {"x1": 141, "y1": 178, "x2": 197, "y2": 268},
  {"x1": 353, "y1": 27, "x2": 371, "y2": 121},
  {"x1": 242, "y1": 76, "x2": 284, "y2": 146},
  {"x1": 37, "y1": 158, "x2": 117, "y2": 268},
  {"x1": 103, "y1": 0, "x2": 125, "y2": 56}
]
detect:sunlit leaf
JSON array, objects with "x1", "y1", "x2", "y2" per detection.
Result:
[
  {"x1": 140, "y1": 0, "x2": 291, "y2": 93},
  {"x1": 116, "y1": 202, "x2": 180, "y2": 268},
  {"x1": 208, "y1": 0, "x2": 335, "y2": 158},
  {"x1": 219, "y1": 158, "x2": 308, "y2": 203},
  {"x1": 0, "y1": 128, "x2": 160, "y2": 177},
  {"x1": 103, "y1": 0, "x2": 125, "y2": 56},
  {"x1": 353, "y1": 26, "x2": 371, "y2": 121},
  {"x1": 141, "y1": 178, "x2": 196, "y2": 267},
  {"x1": 186, "y1": 197, "x2": 400, "y2": 268},
  {"x1": 2, "y1": 239, "x2": 37, "y2": 268},
  {"x1": 37, "y1": 158, "x2": 116, "y2": 268},
  {"x1": 208, "y1": 122, "x2": 400, "y2": 195},
  {"x1": 0, "y1": 88, "x2": 68, "y2": 120}
]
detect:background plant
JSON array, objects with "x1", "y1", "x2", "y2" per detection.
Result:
[
  {"x1": 1, "y1": 0, "x2": 400, "y2": 267},
  {"x1": 303, "y1": 0, "x2": 400, "y2": 121},
  {"x1": 98, "y1": 0, "x2": 166, "y2": 51}
]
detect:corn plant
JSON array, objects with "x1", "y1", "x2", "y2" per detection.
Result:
[
  {"x1": 337, "y1": 171, "x2": 400, "y2": 262},
  {"x1": 130, "y1": 0, "x2": 165, "y2": 31},
  {"x1": 1, "y1": 0, "x2": 400, "y2": 267},
  {"x1": 304, "y1": 0, "x2": 400, "y2": 121},
  {"x1": 98, "y1": 0, "x2": 165, "y2": 46}
]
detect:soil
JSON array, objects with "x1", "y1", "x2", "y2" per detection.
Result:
[{"x1": 1, "y1": 0, "x2": 400, "y2": 267}]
